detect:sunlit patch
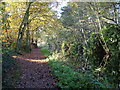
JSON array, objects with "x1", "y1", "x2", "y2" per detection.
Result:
[
  {"x1": 95, "y1": 68, "x2": 101, "y2": 72},
  {"x1": 12, "y1": 55, "x2": 48, "y2": 63},
  {"x1": 12, "y1": 56, "x2": 17, "y2": 58},
  {"x1": 26, "y1": 59, "x2": 49, "y2": 63}
]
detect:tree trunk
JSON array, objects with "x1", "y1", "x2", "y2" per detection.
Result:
[
  {"x1": 16, "y1": 2, "x2": 32, "y2": 53},
  {"x1": 25, "y1": 22, "x2": 31, "y2": 52}
]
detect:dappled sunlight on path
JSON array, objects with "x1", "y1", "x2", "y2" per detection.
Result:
[{"x1": 13, "y1": 48, "x2": 58, "y2": 88}]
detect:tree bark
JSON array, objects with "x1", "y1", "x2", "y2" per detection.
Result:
[
  {"x1": 16, "y1": 2, "x2": 32, "y2": 53},
  {"x1": 25, "y1": 21, "x2": 31, "y2": 52}
]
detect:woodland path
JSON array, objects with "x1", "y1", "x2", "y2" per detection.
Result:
[{"x1": 14, "y1": 48, "x2": 58, "y2": 88}]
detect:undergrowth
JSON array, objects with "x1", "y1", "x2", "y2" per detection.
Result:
[
  {"x1": 2, "y1": 47, "x2": 21, "y2": 88},
  {"x1": 40, "y1": 48, "x2": 51, "y2": 56},
  {"x1": 48, "y1": 59, "x2": 113, "y2": 88}
]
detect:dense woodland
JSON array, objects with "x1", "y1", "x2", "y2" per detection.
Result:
[{"x1": 1, "y1": 1, "x2": 120, "y2": 88}]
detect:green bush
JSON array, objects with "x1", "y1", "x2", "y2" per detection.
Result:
[
  {"x1": 2, "y1": 47, "x2": 20, "y2": 88},
  {"x1": 101, "y1": 25, "x2": 119, "y2": 86},
  {"x1": 40, "y1": 48, "x2": 51, "y2": 56},
  {"x1": 48, "y1": 60, "x2": 111, "y2": 88},
  {"x1": 2, "y1": 47, "x2": 17, "y2": 73},
  {"x1": 86, "y1": 24, "x2": 119, "y2": 87}
]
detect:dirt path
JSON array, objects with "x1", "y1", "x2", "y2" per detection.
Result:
[{"x1": 13, "y1": 48, "x2": 58, "y2": 88}]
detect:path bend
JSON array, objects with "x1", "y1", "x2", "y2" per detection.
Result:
[{"x1": 14, "y1": 48, "x2": 58, "y2": 88}]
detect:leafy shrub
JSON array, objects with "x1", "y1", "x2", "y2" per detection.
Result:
[
  {"x1": 2, "y1": 47, "x2": 20, "y2": 88},
  {"x1": 40, "y1": 48, "x2": 51, "y2": 56},
  {"x1": 48, "y1": 60, "x2": 111, "y2": 88},
  {"x1": 87, "y1": 33, "x2": 106, "y2": 67},
  {"x1": 2, "y1": 47, "x2": 17, "y2": 72},
  {"x1": 84, "y1": 24, "x2": 119, "y2": 88},
  {"x1": 101, "y1": 24, "x2": 119, "y2": 85}
]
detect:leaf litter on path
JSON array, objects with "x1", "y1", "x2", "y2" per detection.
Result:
[{"x1": 13, "y1": 48, "x2": 58, "y2": 88}]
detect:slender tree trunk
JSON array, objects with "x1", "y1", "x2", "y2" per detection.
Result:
[
  {"x1": 16, "y1": 2, "x2": 32, "y2": 53},
  {"x1": 25, "y1": 22, "x2": 31, "y2": 52}
]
